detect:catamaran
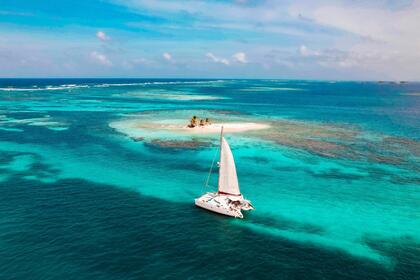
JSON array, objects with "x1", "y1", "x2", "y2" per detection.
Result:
[{"x1": 195, "y1": 127, "x2": 254, "y2": 218}]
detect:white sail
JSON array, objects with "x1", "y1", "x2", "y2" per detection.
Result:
[{"x1": 218, "y1": 137, "x2": 241, "y2": 196}]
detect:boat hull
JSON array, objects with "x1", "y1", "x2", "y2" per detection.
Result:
[{"x1": 195, "y1": 193, "x2": 245, "y2": 218}]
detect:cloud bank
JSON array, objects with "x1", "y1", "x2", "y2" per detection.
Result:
[{"x1": 0, "y1": 0, "x2": 419, "y2": 79}]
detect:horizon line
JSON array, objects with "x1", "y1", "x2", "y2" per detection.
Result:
[{"x1": 0, "y1": 77, "x2": 417, "y2": 83}]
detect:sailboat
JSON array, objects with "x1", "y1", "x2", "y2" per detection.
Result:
[{"x1": 195, "y1": 127, "x2": 254, "y2": 218}]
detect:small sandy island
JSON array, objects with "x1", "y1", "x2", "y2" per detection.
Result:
[
  {"x1": 172, "y1": 122, "x2": 270, "y2": 134},
  {"x1": 122, "y1": 120, "x2": 270, "y2": 135},
  {"x1": 111, "y1": 120, "x2": 270, "y2": 148},
  {"x1": 109, "y1": 110, "x2": 270, "y2": 148}
]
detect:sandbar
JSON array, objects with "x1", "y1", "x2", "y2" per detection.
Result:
[{"x1": 171, "y1": 122, "x2": 270, "y2": 134}]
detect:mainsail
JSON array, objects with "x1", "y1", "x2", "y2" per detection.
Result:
[{"x1": 218, "y1": 136, "x2": 241, "y2": 196}]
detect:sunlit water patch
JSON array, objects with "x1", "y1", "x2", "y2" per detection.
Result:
[
  {"x1": 115, "y1": 89, "x2": 227, "y2": 101},
  {"x1": 240, "y1": 87, "x2": 306, "y2": 91},
  {"x1": 0, "y1": 113, "x2": 69, "y2": 131}
]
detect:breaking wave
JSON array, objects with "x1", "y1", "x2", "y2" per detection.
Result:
[
  {"x1": 93, "y1": 80, "x2": 225, "y2": 87},
  {"x1": 0, "y1": 84, "x2": 90, "y2": 92},
  {"x1": 0, "y1": 80, "x2": 225, "y2": 91}
]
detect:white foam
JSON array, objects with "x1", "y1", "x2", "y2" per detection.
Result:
[
  {"x1": 0, "y1": 80, "x2": 225, "y2": 91},
  {"x1": 119, "y1": 92, "x2": 226, "y2": 101},
  {"x1": 0, "y1": 84, "x2": 90, "y2": 91},
  {"x1": 94, "y1": 80, "x2": 225, "y2": 87}
]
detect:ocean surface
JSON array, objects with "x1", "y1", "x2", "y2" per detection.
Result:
[{"x1": 0, "y1": 78, "x2": 419, "y2": 279}]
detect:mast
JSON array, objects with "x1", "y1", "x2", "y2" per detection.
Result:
[
  {"x1": 217, "y1": 126, "x2": 223, "y2": 191},
  {"x1": 220, "y1": 126, "x2": 224, "y2": 157}
]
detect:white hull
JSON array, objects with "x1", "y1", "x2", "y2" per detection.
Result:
[{"x1": 195, "y1": 193, "x2": 253, "y2": 219}]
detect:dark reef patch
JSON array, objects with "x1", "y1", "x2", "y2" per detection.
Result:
[
  {"x1": 241, "y1": 155, "x2": 270, "y2": 164},
  {"x1": 148, "y1": 139, "x2": 212, "y2": 149},
  {"x1": 305, "y1": 168, "x2": 366, "y2": 181}
]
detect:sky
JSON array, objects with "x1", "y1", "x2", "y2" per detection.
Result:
[{"x1": 0, "y1": 0, "x2": 419, "y2": 80}]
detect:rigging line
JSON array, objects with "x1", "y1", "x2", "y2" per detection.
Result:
[{"x1": 201, "y1": 144, "x2": 220, "y2": 193}]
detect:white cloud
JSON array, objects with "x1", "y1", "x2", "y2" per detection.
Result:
[
  {"x1": 206, "y1": 52, "x2": 230, "y2": 65},
  {"x1": 232, "y1": 52, "x2": 248, "y2": 63},
  {"x1": 307, "y1": 4, "x2": 419, "y2": 44},
  {"x1": 114, "y1": 0, "x2": 420, "y2": 79},
  {"x1": 3, "y1": 1, "x2": 420, "y2": 79},
  {"x1": 90, "y1": 51, "x2": 112, "y2": 66},
  {"x1": 163, "y1": 52, "x2": 172, "y2": 61},
  {"x1": 118, "y1": 0, "x2": 290, "y2": 24},
  {"x1": 96, "y1": 31, "x2": 110, "y2": 42},
  {"x1": 294, "y1": 45, "x2": 381, "y2": 69},
  {"x1": 299, "y1": 45, "x2": 320, "y2": 57},
  {"x1": 289, "y1": 1, "x2": 420, "y2": 79}
]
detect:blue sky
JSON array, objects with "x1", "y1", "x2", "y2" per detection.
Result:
[{"x1": 0, "y1": 0, "x2": 419, "y2": 79}]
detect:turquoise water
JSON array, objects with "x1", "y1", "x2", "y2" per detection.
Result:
[{"x1": 0, "y1": 79, "x2": 419, "y2": 279}]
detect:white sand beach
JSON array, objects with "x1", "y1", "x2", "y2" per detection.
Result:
[{"x1": 174, "y1": 122, "x2": 270, "y2": 134}]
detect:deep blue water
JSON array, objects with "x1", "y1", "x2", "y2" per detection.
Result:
[{"x1": 0, "y1": 79, "x2": 419, "y2": 279}]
